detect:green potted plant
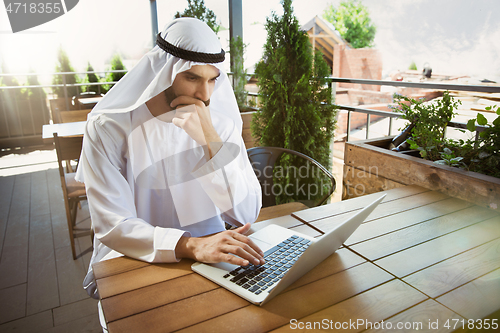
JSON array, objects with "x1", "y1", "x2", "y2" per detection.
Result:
[
  {"x1": 456, "y1": 105, "x2": 500, "y2": 178},
  {"x1": 392, "y1": 91, "x2": 499, "y2": 179},
  {"x1": 343, "y1": 92, "x2": 500, "y2": 210},
  {"x1": 391, "y1": 91, "x2": 460, "y2": 159}
]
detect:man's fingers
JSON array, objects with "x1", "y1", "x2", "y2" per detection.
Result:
[
  {"x1": 171, "y1": 106, "x2": 208, "y2": 146},
  {"x1": 223, "y1": 253, "x2": 249, "y2": 267},
  {"x1": 171, "y1": 117, "x2": 183, "y2": 128},
  {"x1": 171, "y1": 97, "x2": 212, "y2": 125},
  {"x1": 233, "y1": 223, "x2": 264, "y2": 255},
  {"x1": 231, "y1": 231, "x2": 265, "y2": 258},
  {"x1": 234, "y1": 223, "x2": 251, "y2": 234},
  {"x1": 222, "y1": 244, "x2": 262, "y2": 266},
  {"x1": 234, "y1": 242, "x2": 264, "y2": 265},
  {"x1": 170, "y1": 96, "x2": 205, "y2": 110},
  {"x1": 227, "y1": 232, "x2": 265, "y2": 265},
  {"x1": 187, "y1": 224, "x2": 266, "y2": 266},
  {"x1": 172, "y1": 104, "x2": 196, "y2": 117}
]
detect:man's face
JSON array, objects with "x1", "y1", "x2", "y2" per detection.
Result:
[{"x1": 167, "y1": 65, "x2": 220, "y2": 107}]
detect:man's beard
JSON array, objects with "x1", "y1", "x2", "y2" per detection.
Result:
[{"x1": 163, "y1": 87, "x2": 210, "y2": 107}]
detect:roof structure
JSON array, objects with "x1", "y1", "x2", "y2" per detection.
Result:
[{"x1": 301, "y1": 15, "x2": 349, "y2": 68}]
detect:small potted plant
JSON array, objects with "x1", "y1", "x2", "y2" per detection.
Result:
[
  {"x1": 392, "y1": 91, "x2": 499, "y2": 180},
  {"x1": 391, "y1": 91, "x2": 460, "y2": 160},
  {"x1": 343, "y1": 92, "x2": 500, "y2": 210}
]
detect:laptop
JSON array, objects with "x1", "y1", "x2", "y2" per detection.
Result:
[{"x1": 192, "y1": 194, "x2": 386, "y2": 305}]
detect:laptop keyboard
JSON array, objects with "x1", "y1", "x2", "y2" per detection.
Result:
[{"x1": 223, "y1": 235, "x2": 311, "y2": 295}]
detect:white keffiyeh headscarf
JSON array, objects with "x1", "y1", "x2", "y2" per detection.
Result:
[{"x1": 87, "y1": 17, "x2": 242, "y2": 131}]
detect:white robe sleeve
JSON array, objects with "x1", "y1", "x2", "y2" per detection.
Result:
[
  {"x1": 80, "y1": 115, "x2": 188, "y2": 263},
  {"x1": 190, "y1": 121, "x2": 262, "y2": 227}
]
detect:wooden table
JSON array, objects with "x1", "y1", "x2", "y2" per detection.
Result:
[
  {"x1": 77, "y1": 96, "x2": 103, "y2": 108},
  {"x1": 94, "y1": 185, "x2": 500, "y2": 332},
  {"x1": 42, "y1": 121, "x2": 86, "y2": 139}
]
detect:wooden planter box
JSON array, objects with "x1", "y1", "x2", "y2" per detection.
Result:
[
  {"x1": 343, "y1": 137, "x2": 500, "y2": 211},
  {"x1": 241, "y1": 111, "x2": 259, "y2": 149}
]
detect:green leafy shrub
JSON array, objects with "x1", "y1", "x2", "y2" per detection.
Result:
[
  {"x1": 462, "y1": 106, "x2": 500, "y2": 178},
  {"x1": 323, "y1": 0, "x2": 376, "y2": 49},
  {"x1": 393, "y1": 92, "x2": 500, "y2": 179},
  {"x1": 394, "y1": 91, "x2": 460, "y2": 160}
]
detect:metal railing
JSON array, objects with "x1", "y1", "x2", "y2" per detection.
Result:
[
  {"x1": 331, "y1": 77, "x2": 500, "y2": 93},
  {"x1": 328, "y1": 77, "x2": 500, "y2": 141},
  {"x1": 2, "y1": 70, "x2": 499, "y2": 149}
]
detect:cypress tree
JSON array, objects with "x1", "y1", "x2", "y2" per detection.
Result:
[
  {"x1": 174, "y1": 0, "x2": 220, "y2": 33},
  {"x1": 84, "y1": 62, "x2": 100, "y2": 94},
  {"x1": 52, "y1": 47, "x2": 80, "y2": 98},
  {"x1": 229, "y1": 36, "x2": 248, "y2": 110},
  {"x1": 26, "y1": 73, "x2": 50, "y2": 127},
  {"x1": 252, "y1": 0, "x2": 337, "y2": 205},
  {"x1": 104, "y1": 54, "x2": 127, "y2": 92}
]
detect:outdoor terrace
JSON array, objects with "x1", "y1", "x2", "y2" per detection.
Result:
[{"x1": 0, "y1": 75, "x2": 499, "y2": 332}]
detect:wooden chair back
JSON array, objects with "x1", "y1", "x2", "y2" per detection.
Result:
[
  {"x1": 53, "y1": 133, "x2": 88, "y2": 259},
  {"x1": 59, "y1": 109, "x2": 92, "y2": 123},
  {"x1": 53, "y1": 133, "x2": 83, "y2": 165},
  {"x1": 53, "y1": 109, "x2": 91, "y2": 124}
]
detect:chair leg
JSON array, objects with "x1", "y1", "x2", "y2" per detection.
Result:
[
  {"x1": 66, "y1": 200, "x2": 77, "y2": 260},
  {"x1": 65, "y1": 160, "x2": 74, "y2": 173},
  {"x1": 66, "y1": 161, "x2": 82, "y2": 210}
]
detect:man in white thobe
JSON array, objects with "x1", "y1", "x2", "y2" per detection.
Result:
[{"x1": 76, "y1": 18, "x2": 264, "y2": 317}]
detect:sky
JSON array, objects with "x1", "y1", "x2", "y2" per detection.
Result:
[{"x1": 1, "y1": 0, "x2": 499, "y2": 82}]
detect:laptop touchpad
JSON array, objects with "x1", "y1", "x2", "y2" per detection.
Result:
[
  {"x1": 249, "y1": 237, "x2": 273, "y2": 252},
  {"x1": 249, "y1": 224, "x2": 295, "y2": 252}
]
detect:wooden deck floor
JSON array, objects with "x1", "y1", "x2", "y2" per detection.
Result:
[{"x1": 0, "y1": 149, "x2": 101, "y2": 333}]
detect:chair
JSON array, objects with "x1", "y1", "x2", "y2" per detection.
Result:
[
  {"x1": 53, "y1": 133, "x2": 90, "y2": 259},
  {"x1": 51, "y1": 109, "x2": 91, "y2": 174},
  {"x1": 58, "y1": 109, "x2": 92, "y2": 124},
  {"x1": 247, "y1": 147, "x2": 336, "y2": 209},
  {"x1": 52, "y1": 104, "x2": 91, "y2": 124}
]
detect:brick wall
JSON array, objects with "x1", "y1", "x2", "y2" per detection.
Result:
[
  {"x1": 336, "y1": 89, "x2": 394, "y2": 106},
  {"x1": 333, "y1": 45, "x2": 383, "y2": 91}
]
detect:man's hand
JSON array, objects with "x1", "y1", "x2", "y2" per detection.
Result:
[
  {"x1": 171, "y1": 96, "x2": 222, "y2": 158},
  {"x1": 175, "y1": 223, "x2": 265, "y2": 266}
]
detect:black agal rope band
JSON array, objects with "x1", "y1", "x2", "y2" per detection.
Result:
[{"x1": 156, "y1": 33, "x2": 225, "y2": 63}]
